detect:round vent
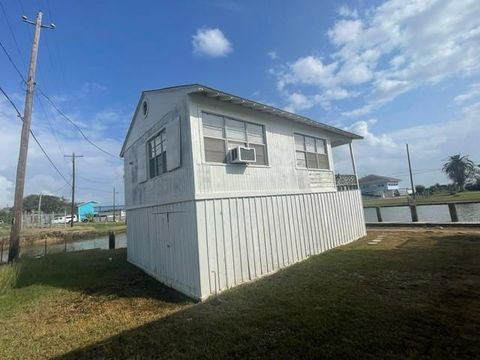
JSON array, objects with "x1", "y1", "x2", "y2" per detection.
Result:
[{"x1": 142, "y1": 100, "x2": 148, "y2": 118}]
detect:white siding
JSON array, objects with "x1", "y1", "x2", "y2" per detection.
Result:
[
  {"x1": 123, "y1": 98, "x2": 195, "y2": 208},
  {"x1": 123, "y1": 89, "x2": 365, "y2": 301},
  {"x1": 195, "y1": 190, "x2": 366, "y2": 299},
  {"x1": 189, "y1": 95, "x2": 337, "y2": 198},
  {"x1": 126, "y1": 201, "x2": 201, "y2": 299}
]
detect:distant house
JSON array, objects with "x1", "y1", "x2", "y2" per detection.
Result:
[
  {"x1": 359, "y1": 175, "x2": 401, "y2": 198},
  {"x1": 77, "y1": 201, "x2": 98, "y2": 221},
  {"x1": 120, "y1": 84, "x2": 366, "y2": 300}
]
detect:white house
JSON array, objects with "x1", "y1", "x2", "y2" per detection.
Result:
[
  {"x1": 359, "y1": 175, "x2": 401, "y2": 198},
  {"x1": 120, "y1": 84, "x2": 366, "y2": 300}
]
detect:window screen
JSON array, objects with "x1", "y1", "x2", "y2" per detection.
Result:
[
  {"x1": 202, "y1": 112, "x2": 267, "y2": 165},
  {"x1": 294, "y1": 133, "x2": 329, "y2": 170},
  {"x1": 148, "y1": 129, "x2": 167, "y2": 178}
]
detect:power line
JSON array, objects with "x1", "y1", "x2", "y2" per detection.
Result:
[
  {"x1": 35, "y1": 91, "x2": 66, "y2": 156},
  {"x1": 0, "y1": 85, "x2": 71, "y2": 185},
  {"x1": 37, "y1": 88, "x2": 119, "y2": 158},
  {"x1": 77, "y1": 186, "x2": 118, "y2": 194},
  {"x1": 0, "y1": 38, "x2": 26, "y2": 82},
  {"x1": 76, "y1": 175, "x2": 117, "y2": 184},
  {"x1": 1, "y1": 28, "x2": 118, "y2": 160},
  {"x1": 0, "y1": 0, "x2": 27, "y2": 69}
]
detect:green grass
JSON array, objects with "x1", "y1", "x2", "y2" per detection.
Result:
[
  {"x1": 363, "y1": 190, "x2": 480, "y2": 207},
  {"x1": 0, "y1": 230, "x2": 479, "y2": 359}
]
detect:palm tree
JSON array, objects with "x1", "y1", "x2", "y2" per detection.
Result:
[{"x1": 442, "y1": 154, "x2": 476, "y2": 191}]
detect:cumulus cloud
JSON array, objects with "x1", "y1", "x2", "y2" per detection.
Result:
[
  {"x1": 192, "y1": 27, "x2": 233, "y2": 57},
  {"x1": 334, "y1": 100, "x2": 480, "y2": 186},
  {"x1": 337, "y1": 5, "x2": 358, "y2": 19},
  {"x1": 272, "y1": 0, "x2": 480, "y2": 114},
  {"x1": 0, "y1": 88, "x2": 127, "y2": 208}
]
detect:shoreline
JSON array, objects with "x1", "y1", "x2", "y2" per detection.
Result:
[{"x1": 0, "y1": 223, "x2": 127, "y2": 247}]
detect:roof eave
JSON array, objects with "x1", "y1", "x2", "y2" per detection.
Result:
[{"x1": 190, "y1": 86, "x2": 363, "y2": 141}]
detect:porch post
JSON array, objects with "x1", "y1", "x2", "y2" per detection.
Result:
[{"x1": 348, "y1": 142, "x2": 359, "y2": 188}]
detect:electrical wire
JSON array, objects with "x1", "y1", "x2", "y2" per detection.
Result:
[
  {"x1": 0, "y1": 16, "x2": 117, "y2": 160},
  {"x1": 0, "y1": 38, "x2": 26, "y2": 83},
  {"x1": 0, "y1": 85, "x2": 71, "y2": 185},
  {"x1": 37, "y1": 88, "x2": 119, "y2": 158},
  {"x1": 35, "y1": 91, "x2": 66, "y2": 156},
  {"x1": 0, "y1": 0, "x2": 27, "y2": 70}
]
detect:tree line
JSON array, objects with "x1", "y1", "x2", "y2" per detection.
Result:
[
  {"x1": 414, "y1": 154, "x2": 480, "y2": 195},
  {"x1": 0, "y1": 195, "x2": 70, "y2": 223}
]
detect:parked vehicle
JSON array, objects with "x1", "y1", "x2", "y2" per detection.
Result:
[{"x1": 52, "y1": 215, "x2": 77, "y2": 224}]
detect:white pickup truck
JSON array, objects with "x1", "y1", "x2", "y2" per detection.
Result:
[{"x1": 52, "y1": 215, "x2": 78, "y2": 224}]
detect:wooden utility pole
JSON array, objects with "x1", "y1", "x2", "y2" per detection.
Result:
[
  {"x1": 406, "y1": 144, "x2": 416, "y2": 200},
  {"x1": 65, "y1": 153, "x2": 83, "y2": 227},
  {"x1": 8, "y1": 12, "x2": 55, "y2": 262}
]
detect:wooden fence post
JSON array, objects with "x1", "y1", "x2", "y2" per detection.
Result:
[
  {"x1": 109, "y1": 231, "x2": 115, "y2": 249},
  {"x1": 448, "y1": 203, "x2": 459, "y2": 222},
  {"x1": 375, "y1": 207, "x2": 383, "y2": 222},
  {"x1": 409, "y1": 205, "x2": 418, "y2": 222}
]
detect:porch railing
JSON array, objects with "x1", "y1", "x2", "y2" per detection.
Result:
[{"x1": 336, "y1": 174, "x2": 358, "y2": 191}]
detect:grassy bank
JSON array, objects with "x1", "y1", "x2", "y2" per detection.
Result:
[
  {"x1": 363, "y1": 190, "x2": 480, "y2": 207},
  {"x1": 0, "y1": 222, "x2": 126, "y2": 247},
  {"x1": 1, "y1": 230, "x2": 479, "y2": 359}
]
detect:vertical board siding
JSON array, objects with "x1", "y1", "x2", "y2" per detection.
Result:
[
  {"x1": 126, "y1": 201, "x2": 201, "y2": 299},
  {"x1": 196, "y1": 189, "x2": 366, "y2": 299}
]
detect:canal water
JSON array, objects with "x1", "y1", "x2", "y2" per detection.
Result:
[
  {"x1": 1, "y1": 232, "x2": 127, "y2": 263},
  {"x1": 364, "y1": 203, "x2": 480, "y2": 223}
]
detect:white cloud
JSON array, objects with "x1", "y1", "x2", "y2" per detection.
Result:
[
  {"x1": 272, "y1": 0, "x2": 480, "y2": 115},
  {"x1": 337, "y1": 5, "x2": 358, "y2": 19},
  {"x1": 0, "y1": 176, "x2": 14, "y2": 208},
  {"x1": 335, "y1": 101, "x2": 480, "y2": 185},
  {"x1": 267, "y1": 51, "x2": 278, "y2": 60},
  {"x1": 454, "y1": 82, "x2": 480, "y2": 104},
  {"x1": 280, "y1": 56, "x2": 338, "y2": 88},
  {"x1": 328, "y1": 19, "x2": 363, "y2": 46},
  {"x1": 0, "y1": 90, "x2": 127, "y2": 208},
  {"x1": 284, "y1": 92, "x2": 314, "y2": 112},
  {"x1": 192, "y1": 27, "x2": 233, "y2": 57}
]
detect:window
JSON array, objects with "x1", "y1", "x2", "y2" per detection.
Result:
[
  {"x1": 294, "y1": 133, "x2": 329, "y2": 170},
  {"x1": 148, "y1": 129, "x2": 166, "y2": 178},
  {"x1": 202, "y1": 112, "x2": 267, "y2": 165}
]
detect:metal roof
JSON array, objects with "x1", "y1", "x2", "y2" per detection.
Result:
[
  {"x1": 185, "y1": 85, "x2": 363, "y2": 141},
  {"x1": 121, "y1": 84, "x2": 362, "y2": 156},
  {"x1": 359, "y1": 175, "x2": 402, "y2": 184}
]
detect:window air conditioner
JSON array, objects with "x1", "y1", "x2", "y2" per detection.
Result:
[{"x1": 230, "y1": 146, "x2": 256, "y2": 164}]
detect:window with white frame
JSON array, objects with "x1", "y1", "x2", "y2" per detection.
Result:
[
  {"x1": 148, "y1": 129, "x2": 166, "y2": 178},
  {"x1": 202, "y1": 112, "x2": 267, "y2": 165},
  {"x1": 294, "y1": 133, "x2": 329, "y2": 169}
]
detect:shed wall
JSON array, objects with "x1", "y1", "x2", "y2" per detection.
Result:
[
  {"x1": 189, "y1": 95, "x2": 338, "y2": 198},
  {"x1": 126, "y1": 201, "x2": 201, "y2": 299},
  {"x1": 195, "y1": 189, "x2": 366, "y2": 299},
  {"x1": 123, "y1": 97, "x2": 195, "y2": 208}
]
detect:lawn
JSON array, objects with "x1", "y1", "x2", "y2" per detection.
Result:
[
  {"x1": 0, "y1": 230, "x2": 479, "y2": 359},
  {"x1": 363, "y1": 190, "x2": 480, "y2": 207}
]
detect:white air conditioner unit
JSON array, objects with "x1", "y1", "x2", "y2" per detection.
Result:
[{"x1": 230, "y1": 146, "x2": 256, "y2": 164}]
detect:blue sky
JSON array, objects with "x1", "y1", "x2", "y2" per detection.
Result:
[{"x1": 1, "y1": 0, "x2": 480, "y2": 206}]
